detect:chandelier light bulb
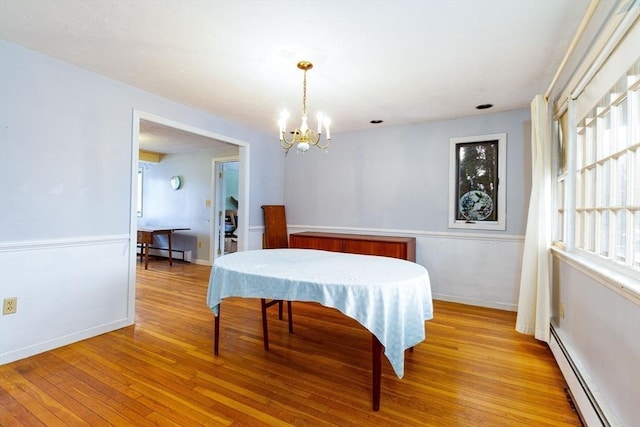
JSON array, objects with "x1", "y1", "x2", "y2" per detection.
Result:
[
  {"x1": 324, "y1": 117, "x2": 331, "y2": 140},
  {"x1": 278, "y1": 110, "x2": 290, "y2": 133}
]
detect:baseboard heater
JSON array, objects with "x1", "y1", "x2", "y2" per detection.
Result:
[{"x1": 549, "y1": 325, "x2": 610, "y2": 427}]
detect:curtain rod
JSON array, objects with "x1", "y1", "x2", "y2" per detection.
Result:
[{"x1": 545, "y1": 0, "x2": 601, "y2": 101}]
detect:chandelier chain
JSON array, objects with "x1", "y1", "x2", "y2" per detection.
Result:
[{"x1": 302, "y1": 69, "x2": 308, "y2": 117}]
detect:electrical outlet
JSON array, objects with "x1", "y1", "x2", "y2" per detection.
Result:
[
  {"x1": 3, "y1": 297, "x2": 17, "y2": 315},
  {"x1": 559, "y1": 302, "x2": 565, "y2": 320},
  {"x1": 198, "y1": 241, "x2": 203, "y2": 248}
]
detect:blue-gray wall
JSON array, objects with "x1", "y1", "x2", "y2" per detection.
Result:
[
  {"x1": 284, "y1": 110, "x2": 531, "y2": 311},
  {"x1": 0, "y1": 40, "x2": 282, "y2": 364},
  {"x1": 284, "y1": 110, "x2": 531, "y2": 235}
]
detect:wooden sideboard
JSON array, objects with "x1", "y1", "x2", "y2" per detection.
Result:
[{"x1": 289, "y1": 231, "x2": 416, "y2": 262}]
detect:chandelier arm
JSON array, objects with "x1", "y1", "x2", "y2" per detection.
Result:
[
  {"x1": 280, "y1": 139, "x2": 294, "y2": 150},
  {"x1": 280, "y1": 131, "x2": 295, "y2": 149},
  {"x1": 316, "y1": 138, "x2": 331, "y2": 150},
  {"x1": 305, "y1": 129, "x2": 319, "y2": 145},
  {"x1": 281, "y1": 129, "x2": 307, "y2": 146}
]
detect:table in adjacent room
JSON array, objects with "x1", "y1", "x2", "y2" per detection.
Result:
[{"x1": 137, "y1": 227, "x2": 190, "y2": 269}]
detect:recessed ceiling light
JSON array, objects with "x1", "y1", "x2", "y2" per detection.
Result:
[
  {"x1": 370, "y1": 120, "x2": 384, "y2": 124},
  {"x1": 476, "y1": 104, "x2": 493, "y2": 110}
]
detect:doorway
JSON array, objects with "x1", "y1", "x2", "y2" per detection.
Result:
[
  {"x1": 212, "y1": 159, "x2": 239, "y2": 260},
  {"x1": 131, "y1": 110, "x2": 249, "y2": 270}
]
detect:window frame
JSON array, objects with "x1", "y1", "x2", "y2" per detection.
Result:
[
  {"x1": 448, "y1": 133, "x2": 507, "y2": 230},
  {"x1": 554, "y1": 58, "x2": 640, "y2": 279}
]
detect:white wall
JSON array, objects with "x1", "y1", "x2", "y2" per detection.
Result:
[
  {"x1": 284, "y1": 109, "x2": 531, "y2": 310},
  {"x1": 0, "y1": 40, "x2": 283, "y2": 364},
  {"x1": 551, "y1": 254, "x2": 640, "y2": 426}
]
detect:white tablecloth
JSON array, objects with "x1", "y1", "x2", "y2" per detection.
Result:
[{"x1": 207, "y1": 248, "x2": 433, "y2": 378}]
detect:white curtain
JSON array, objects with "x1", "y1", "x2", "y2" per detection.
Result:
[{"x1": 516, "y1": 94, "x2": 552, "y2": 342}]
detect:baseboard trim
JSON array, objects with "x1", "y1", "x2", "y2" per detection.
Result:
[
  {"x1": 0, "y1": 318, "x2": 132, "y2": 365},
  {"x1": 432, "y1": 293, "x2": 517, "y2": 312}
]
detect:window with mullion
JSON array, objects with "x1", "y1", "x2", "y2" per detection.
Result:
[
  {"x1": 572, "y1": 58, "x2": 640, "y2": 274},
  {"x1": 554, "y1": 114, "x2": 568, "y2": 245}
]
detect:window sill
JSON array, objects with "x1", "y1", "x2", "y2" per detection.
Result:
[{"x1": 551, "y1": 246, "x2": 640, "y2": 306}]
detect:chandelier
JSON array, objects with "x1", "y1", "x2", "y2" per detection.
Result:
[{"x1": 278, "y1": 61, "x2": 331, "y2": 153}]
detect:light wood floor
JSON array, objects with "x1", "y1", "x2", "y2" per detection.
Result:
[{"x1": 1, "y1": 258, "x2": 581, "y2": 426}]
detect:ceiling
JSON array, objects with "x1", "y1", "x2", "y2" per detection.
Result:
[
  {"x1": 139, "y1": 119, "x2": 231, "y2": 154},
  {"x1": 0, "y1": 0, "x2": 592, "y2": 153}
]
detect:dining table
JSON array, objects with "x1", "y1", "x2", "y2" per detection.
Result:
[{"x1": 206, "y1": 248, "x2": 433, "y2": 411}]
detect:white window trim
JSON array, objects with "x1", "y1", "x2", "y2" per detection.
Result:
[
  {"x1": 552, "y1": 246, "x2": 640, "y2": 305},
  {"x1": 448, "y1": 133, "x2": 507, "y2": 230}
]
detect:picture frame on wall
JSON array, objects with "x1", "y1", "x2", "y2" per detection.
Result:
[{"x1": 448, "y1": 133, "x2": 507, "y2": 230}]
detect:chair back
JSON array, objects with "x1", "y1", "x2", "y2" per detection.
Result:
[{"x1": 261, "y1": 205, "x2": 289, "y2": 249}]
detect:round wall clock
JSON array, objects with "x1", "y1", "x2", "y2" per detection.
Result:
[
  {"x1": 459, "y1": 190, "x2": 493, "y2": 220},
  {"x1": 170, "y1": 175, "x2": 183, "y2": 190}
]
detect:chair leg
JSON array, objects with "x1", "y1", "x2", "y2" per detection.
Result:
[{"x1": 261, "y1": 299, "x2": 294, "y2": 350}]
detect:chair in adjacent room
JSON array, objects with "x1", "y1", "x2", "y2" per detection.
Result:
[
  {"x1": 260, "y1": 205, "x2": 294, "y2": 350},
  {"x1": 224, "y1": 210, "x2": 238, "y2": 253}
]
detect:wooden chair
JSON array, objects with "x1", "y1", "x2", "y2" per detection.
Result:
[
  {"x1": 262, "y1": 204, "x2": 289, "y2": 249},
  {"x1": 261, "y1": 205, "x2": 293, "y2": 350}
]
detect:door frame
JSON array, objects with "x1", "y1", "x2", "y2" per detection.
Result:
[
  {"x1": 129, "y1": 109, "x2": 250, "y2": 319},
  {"x1": 212, "y1": 156, "x2": 239, "y2": 261}
]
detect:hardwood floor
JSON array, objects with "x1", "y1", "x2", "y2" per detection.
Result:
[{"x1": 1, "y1": 259, "x2": 581, "y2": 426}]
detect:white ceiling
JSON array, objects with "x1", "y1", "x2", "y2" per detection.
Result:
[
  {"x1": 0, "y1": 0, "x2": 592, "y2": 153},
  {"x1": 139, "y1": 119, "x2": 231, "y2": 154}
]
